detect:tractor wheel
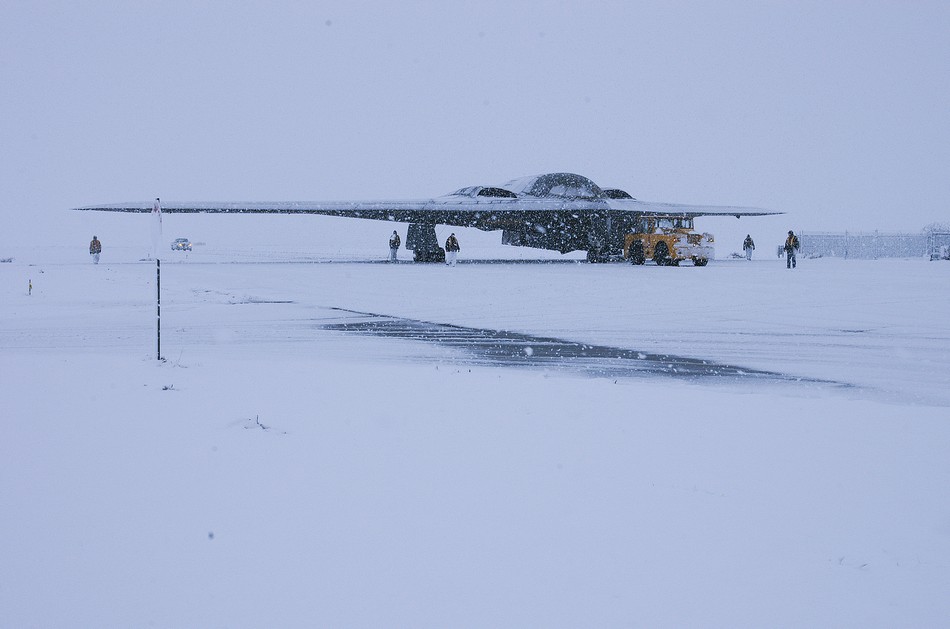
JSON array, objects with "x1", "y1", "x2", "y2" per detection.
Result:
[
  {"x1": 629, "y1": 240, "x2": 645, "y2": 265},
  {"x1": 653, "y1": 241, "x2": 671, "y2": 266},
  {"x1": 587, "y1": 249, "x2": 608, "y2": 263}
]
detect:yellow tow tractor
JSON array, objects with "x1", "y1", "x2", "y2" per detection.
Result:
[{"x1": 623, "y1": 215, "x2": 714, "y2": 266}]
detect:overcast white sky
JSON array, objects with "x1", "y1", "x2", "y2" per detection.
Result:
[{"x1": 2, "y1": 0, "x2": 948, "y2": 243}]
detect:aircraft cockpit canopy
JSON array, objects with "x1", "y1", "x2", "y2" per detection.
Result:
[
  {"x1": 451, "y1": 173, "x2": 624, "y2": 201},
  {"x1": 502, "y1": 173, "x2": 605, "y2": 200}
]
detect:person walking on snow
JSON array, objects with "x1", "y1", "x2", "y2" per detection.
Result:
[
  {"x1": 784, "y1": 230, "x2": 800, "y2": 269},
  {"x1": 445, "y1": 233, "x2": 460, "y2": 266},
  {"x1": 389, "y1": 230, "x2": 401, "y2": 262},
  {"x1": 89, "y1": 235, "x2": 102, "y2": 264},
  {"x1": 743, "y1": 234, "x2": 755, "y2": 260}
]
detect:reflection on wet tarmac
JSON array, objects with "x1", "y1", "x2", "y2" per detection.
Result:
[{"x1": 322, "y1": 308, "x2": 837, "y2": 384}]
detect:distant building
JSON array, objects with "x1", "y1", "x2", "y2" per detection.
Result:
[{"x1": 800, "y1": 231, "x2": 931, "y2": 259}]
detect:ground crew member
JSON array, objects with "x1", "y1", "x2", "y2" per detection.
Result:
[
  {"x1": 389, "y1": 230, "x2": 401, "y2": 262},
  {"x1": 743, "y1": 234, "x2": 755, "y2": 260},
  {"x1": 445, "y1": 233, "x2": 460, "y2": 266},
  {"x1": 90, "y1": 235, "x2": 102, "y2": 264},
  {"x1": 784, "y1": 231, "x2": 800, "y2": 269}
]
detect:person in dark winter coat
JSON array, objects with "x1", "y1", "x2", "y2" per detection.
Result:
[
  {"x1": 389, "y1": 230, "x2": 401, "y2": 262},
  {"x1": 743, "y1": 234, "x2": 755, "y2": 260},
  {"x1": 784, "y1": 230, "x2": 800, "y2": 268},
  {"x1": 89, "y1": 236, "x2": 102, "y2": 264},
  {"x1": 444, "y1": 233, "x2": 460, "y2": 266}
]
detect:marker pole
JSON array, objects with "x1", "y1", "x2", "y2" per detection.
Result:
[{"x1": 157, "y1": 258, "x2": 162, "y2": 360}]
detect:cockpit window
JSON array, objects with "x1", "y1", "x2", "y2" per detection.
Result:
[
  {"x1": 548, "y1": 184, "x2": 591, "y2": 198},
  {"x1": 450, "y1": 186, "x2": 517, "y2": 198},
  {"x1": 477, "y1": 187, "x2": 517, "y2": 198}
]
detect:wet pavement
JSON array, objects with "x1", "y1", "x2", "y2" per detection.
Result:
[{"x1": 321, "y1": 308, "x2": 844, "y2": 385}]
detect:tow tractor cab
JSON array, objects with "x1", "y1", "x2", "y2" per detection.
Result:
[{"x1": 623, "y1": 215, "x2": 714, "y2": 266}]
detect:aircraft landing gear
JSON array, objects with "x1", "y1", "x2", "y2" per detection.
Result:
[
  {"x1": 413, "y1": 248, "x2": 446, "y2": 263},
  {"x1": 407, "y1": 223, "x2": 446, "y2": 263}
]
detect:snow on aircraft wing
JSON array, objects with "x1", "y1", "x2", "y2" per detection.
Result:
[
  {"x1": 609, "y1": 198, "x2": 777, "y2": 218},
  {"x1": 73, "y1": 172, "x2": 776, "y2": 224},
  {"x1": 71, "y1": 197, "x2": 602, "y2": 231},
  {"x1": 73, "y1": 198, "x2": 774, "y2": 220},
  {"x1": 72, "y1": 174, "x2": 779, "y2": 255}
]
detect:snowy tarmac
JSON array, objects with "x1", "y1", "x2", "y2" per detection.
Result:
[{"x1": 2, "y1": 243, "x2": 950, "y2": 626}]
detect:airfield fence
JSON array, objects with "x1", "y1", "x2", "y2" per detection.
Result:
[
  {"x1": 929, "y1": 232, "x2": 950, "y2": 260},
  {"x1": 799, "y1": 231, "x2": 936, "y2": 259}
]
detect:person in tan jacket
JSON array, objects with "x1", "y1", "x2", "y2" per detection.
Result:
[
  {"x1": 89, "y1": 236, "x2": 102, "y2": 264},
  {"x1": 784, "y1": 231, "x2": 800, "y2": 269},
  {"x1": 444, "y1": 233, "x2": 460, "y2": 266}
]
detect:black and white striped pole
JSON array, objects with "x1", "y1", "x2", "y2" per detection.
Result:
[
  {"x1": 152, "y1": 198, "x2": 163, "y2": 361},
  {"x1": 157, "y1": 257, "x2": 161, "y2": 360}
]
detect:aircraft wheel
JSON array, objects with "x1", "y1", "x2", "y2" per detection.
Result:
[
  {"x1": 694, "y1": 257, "x2": 708, "y2": 267},
  {"x1": 413, "y1": 249, "x2": 446, "y2": 263}
]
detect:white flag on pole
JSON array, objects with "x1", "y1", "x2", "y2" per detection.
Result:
[{"x1": 150, "y1": 197, "x2": 163, "y2": 260}]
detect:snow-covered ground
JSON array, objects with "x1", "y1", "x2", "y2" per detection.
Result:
[{"x1": 2, "y1": 214, "x2": 950, "y2": 627}]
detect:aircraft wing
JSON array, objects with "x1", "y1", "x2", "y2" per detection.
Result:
[
  {"x1": 73, "y1": 199, "x2": 436, "y2": 219},
  {"x1": 72, "y1": 197, "x2": 624, "y2": 232},
  {"x1": 610, "y1": 198, "x2": 776, "y2": 218},
  {"x1": 74, "y1": 197, "x2": 775, "y2": 224},
  {"x1": 72, "y1": 173, "x2": 780, "y2": 257}
]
